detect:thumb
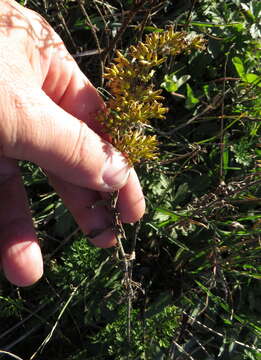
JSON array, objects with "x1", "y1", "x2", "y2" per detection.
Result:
[{"x1": 1, "y1": 87, "x2": 130, "y2": 191}]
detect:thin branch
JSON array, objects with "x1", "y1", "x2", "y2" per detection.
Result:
[
  {"x1": 219, "y1": 45, "x2": 233, "y2": 180},
  {"x1": 77, "y1": 0, "x2": 104, "y2": 87},
  {"x1": 165, "y1": 89, "x2": 231, "y2": 134},
  {"x1": 109, "y1": 191, "x2": 134, "y2": 349},
  {"x1": 55, "y1": 1, "x2": 77, "y2": 51},
  {"x1": 102, "y1": 3, "x2": 144, "y2": 63},
  {"x1": 184, "y1": 311, "x2": 261, "y2": 353},
  {"x1": 0, "y1": 351, "x2": 24, "y2": 360},
  {"x1": 29, "y1": 277, "x2": 88, "y2": 360},
  {"x1": 166, "y1": 178, "x2": 261, "y2": 231}
]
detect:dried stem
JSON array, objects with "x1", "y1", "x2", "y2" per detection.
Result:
[
  {"x1": 102, "y1": 2, "x2": 143, "y2": 63},
  {"x1": 0, "y1": 350, "x2": 24, "y2": 360},
  {"x1": 77, "y1": 0, "x2": 104, "y2": 87},
  {"x1": 109, "y1": 191, "x2": 136, "y2": 349}
]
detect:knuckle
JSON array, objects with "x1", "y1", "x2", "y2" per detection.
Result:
[{"x1": 67, "y1": 121, "x2": 90, "y2": 168}]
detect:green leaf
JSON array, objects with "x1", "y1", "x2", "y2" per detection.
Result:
[
  {"x1": 176, "y1": 75, "x2": 191, "y2": 89},
  {"x1": 155, "y1": 207, "x2": 181, "y2": 221},
  {"x1": 165, "y1": 235, "x2": 190, "y2": 251},
  {"x1": 232, "y1": 56, "x2": 246, "y2": 80},
  {"x1": 190, "y1": 21, "x2": 242, "y2": 28},
  {"x1": 241, "y1": 3, "x2": 256, "y2": 23},
  {"x1": 161, "y1": 74, "x2": 190, "y2": 93},
  {"x1": 144, "y1": 26, "x2": 164, "y2": 33},
  {"x1": 222, "y1": 137, "x2": 229, "y2": 172},
  {"x1": 245, "y1": 73, "x2": 261, "y2": 87},
  {"x1": 185, "y1": 84, "x2": 199, "y2": 109}
]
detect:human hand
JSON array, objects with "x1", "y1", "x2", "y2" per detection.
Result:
[{"x1": 0, "y1": 0, "x2": 145, "y2": 286}]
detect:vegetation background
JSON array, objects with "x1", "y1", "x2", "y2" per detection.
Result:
[{"x1": 0, "y1": 0, "x2": 260, "y2": 359}]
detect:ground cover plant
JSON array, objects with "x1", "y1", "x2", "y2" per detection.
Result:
[{"x1": 0, "y1": 0, "x2": 260, "y2": 359}]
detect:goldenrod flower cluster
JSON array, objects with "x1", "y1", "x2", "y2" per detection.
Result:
[{"x1": 98, "y1": 28, "x2": 205, "y2": 165}]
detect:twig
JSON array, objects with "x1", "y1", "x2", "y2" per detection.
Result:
[
  {"x1": 44, "y1": 227, "x2": 80, "y2": 261},
  {"x1": 55, "y1": 1, "x2": 77, "y2": 51},
  {"x1": 184, "y1": 0, "x2": 197, "y2": 30},
  {"x1": 0, "y1": 351, "x2": 24, "y2": 360},
  {"x1": 29, "y1": 277, "x2": 88, "y2": 360},
  {"x1": 137, "y1": 7, "x2": 151, "y2": 42},
  {"x1": 219, "y1": 45, "x2": 233, "y2": 180},
  {"x1": 102, "y1": 2, "x2": 144, "y2": 63},
  {"x1": 77, "y1": 0, "x2": 104, "y2": 87},
  {"x1": 184, "y1": 311, "x2": 261, "y2": 353},
  {"x1": 165, "y1": 89, "x2": 231, "y2": 134},
  {"x1": 92, "y1": 0, "x2": 109, "y2": 40},
  {"x1": 109, "y1": 191, "x2": 136, "y2": 350},
  {"x1": 166, "y1": 177, "x2": 261, "y2": 231},
  {"x1": 170, "y1": 340, "x2": 195, "y2": 360},
  {"x1": 185, "y1": 330, "x2": 215, "y2": 360},
  {"x1": 212, "y1": 77, "x2": 240, "y2": 82}
]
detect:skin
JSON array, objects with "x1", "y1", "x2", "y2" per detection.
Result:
[{"x1": 0, "y1": 0, "x2": 145, "y2": 287}]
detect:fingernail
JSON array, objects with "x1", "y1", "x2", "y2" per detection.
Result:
[{"x1": 102, "y1": 151, "x2": 130, "y2": 190}]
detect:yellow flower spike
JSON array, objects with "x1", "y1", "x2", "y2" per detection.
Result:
[
  {"x1": 115, "y1": 51, "x2": 130, "y2": 67},
  {"x1": 98, "y1": 28, "x2": 205, "y2": 165},
  {"x1": 139, "y1": 59, "x2": 152, "y2": 66}
]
